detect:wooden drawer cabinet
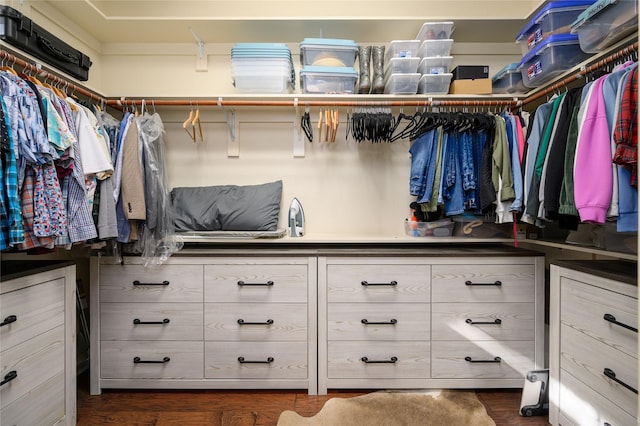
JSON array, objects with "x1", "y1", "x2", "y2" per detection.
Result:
[
  {"x1": 0, "y1": 261, "x2": 76, "y2": 426},
  {"x1": 550, "y1": 261, "x2": 638, "y2": 426},
  {"x1": 91, "y1": 255, "x2": 317, "y2": 394}
]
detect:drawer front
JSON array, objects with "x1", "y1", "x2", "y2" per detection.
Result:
[
  {"x1": 0, "y1": 278, "x2": 64, "y2": 351},
  {"x1": 431, "y1": 340, "x2": 534, "y2": 379},
  {"x1": 0, "y1": 372, "x2": 65, "y2": 426},
  {"x1": 100, "y1": 264, "x2": 203, "y2": 303},
  {"x1": 328, "y1": 303, "x2": 430, "y2": 341},
  {"x1": 0, "y1": 327, "x2": 64, "y2": 410},
  {"x1": 327, "y1": 264, "x2": 430, "y2": 303},
  {"x1": 204, "y1": 264, "x2": 307, "y2": 303},
  {"x1": 561, "y1": 324, "x2": 637, "y2": 417},
  {"x1": 561, "y1": 277, "x2": 638, "y2": 358},
  {"x1": 205, "y1": 341, "x2": 308, "y2": 379},
  {"x1": 327, "y1": 341, "x2": 430, "y2": 379},
  {"x1": 204, "y1": 303, "x2": 307, "y2": 341},
  {"x1": 100, "y1": 341, "x2": 204, "y2": 379},
  {"x1": 432, "y1": 263, "x2": 535, "y2": 303},
  {"x1": 560, "y1": 370, "x2": 637, "y2": 426},
  {"x1": 432, "y1": 303, "x2": 535, "y2": 341},
  {"x1": 101, "y1": 303, "x2": 204, "y2": 341}
]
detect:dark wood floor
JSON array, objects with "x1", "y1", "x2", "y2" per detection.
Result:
[{"x1": 77, "y1": 373, "x2": 549, "y2": 426}]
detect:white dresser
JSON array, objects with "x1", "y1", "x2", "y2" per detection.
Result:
[
  {"x1": 318, "y1": 252, "x2": 545, "y2": 394},
  {"x1": 550, "y1": 260, "x2": 638, "y2": 426},
  {"x1": 0, "y1": 261, "x2": 76, "y2": 426},
  {"x1": 90, "y1": 255, "x2": 317, "y2": 395}
]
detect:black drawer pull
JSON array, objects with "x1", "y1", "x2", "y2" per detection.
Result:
[
  {"x1": 603, "y1": 313, "x2": 638, "y2": 333},
  {"x1": 0, "y1": 315, "x2": 17, "y2": 327},
  {"x1": 132, "y1": 280, "x2": 170, "y2": 286},
  {"x1": 133, "y1": 318, "x2": 170, "y2": 325},
  {"x1": 0, "y1": 370, "x2": 17, "y2": 386},
  {"x1": 603, "y1": 368, "x2": 638, "y2": 394},
  {"x1": 465, "y1": 280, "x2": 502, "y2": 286},
  {"x1": 237, "y1": 281, "x2": 274, "y2": 287},
  {"x1": 133, "y1": 356, "x2": 170, "y2": 364},
  {"x1": 465, "y1": 318, "x2": 502, "y2": 325},
  {"x1": 237, "y1": 319, "x2": 274, "y2": 325},
  {"x1": 361, "y1": 356, "x2": 398, "y2": 364},
  {"x1": 238, "y1": 356, "x2": 274, "y2": 364},
  {"x1": 361, "y1": 319, "x2": 398, "y2": 325},
  {"x1": 361, "y1": 280, "x2": 398, "y2": 287},
  {"x1": 465, "y1": 356, "x2": 502, "y2": 363}
]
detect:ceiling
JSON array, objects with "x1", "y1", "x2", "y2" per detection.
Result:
[{"x1": 36, "y1": 0, "x2": 541, "y2": 45}]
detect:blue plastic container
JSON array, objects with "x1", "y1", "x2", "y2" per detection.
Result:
[{"x1": 492, "y1": 63, "x2": 528, "y2": 94}]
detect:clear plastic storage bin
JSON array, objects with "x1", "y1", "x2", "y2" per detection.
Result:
[
  {"x1": 418, "y1": 39, "x2": 454, "y2": 58},
  {"x1": 571, "y1": 0, "x2": 638, "y2": 53},
  {"x1": 404, "y1": 219, "x2": 454, "y2": 237},
  {"x1": 418, "y1": 56, "x2": 453, "y2": 75},
  {"x1": 384, "y1": 57, "x2": 420, "y2": 75},
  {"x1": 299, "y1": 38, "x2": 358, "y2": 67},
  {"x1": 492, "y1": 63, "x2": 528, "y2": 94},
  {"x1": 385, "y1": 40, "x2": 421, "y2": 63},
  {"x1": 384, "y1": 73, "x2": 420, "y2": 94},
  {"x1": 518, "y1": 33, "x2": 591, "y2": 88},
  {"x1": 417, "y1": 73, "x2": 453, "y2": 94},
  {"x1": 515, "y1": 0, "x2": 595, "y2": 55},
  {"x1": 299, "y1": 66, "x2": 357, "y2": 93},
  {"x1": 416, "y1": 21, "x2": 455, "y2": 41}
]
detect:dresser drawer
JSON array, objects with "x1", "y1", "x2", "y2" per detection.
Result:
[
  {"x1": 0, "y1": 327, "x2": 64, "y2": 410},
  {"x1": 205, "y1": 341, "x2": 308, "y2": 379},
  {"x1": 100, "y1": 341, "x2": 204, "y2": 379},
  {"x1": 0, "y1": 278, "x2": 64, "y2": 351},
  {"x1": 327, "y1": 264, "x2": 430, "y2": 303},
  {"x1": 0, "y1": 372, "x2": 65, "y2": 426},
  {"x1": 431, "y1": 340, "x2": 534, "y2": 379},
  {"x1": 328, "y1": 303, "x2": 429, "y2": 341},
  {"x1": 204, "y1": 303, "x2": 307, "y2": 341},
  {"x1": 561, "y1": 324, "x2": 637, "y2": 417},
  {"x1": 101, "y1": 303, "x2": 204, "y2": 341},
  {"x1": 561, "y1": 277, "x2": 637, "y2": 358},
  {"x1": 204, "y1": 264, "x2": 307, "y2": 303},
  {"x1": 327, "y1": 341, "x2": 430, "y2": 379},
  {"x1": 559, "y1": 370, "x2": 636, "y2": 426},
  {"x1": 432, "y1": 303, "x2": 535, "y2": 341},
  {"x1": 100, "y1": 264, "x2": 203, "y2": 303},
  {"x1": 432, "y1": 263, "x2": 535, "y2": 303}
]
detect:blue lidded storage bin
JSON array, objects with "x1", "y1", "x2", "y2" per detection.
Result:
[
  {"x1": 300, "y1": 66, "x2": 357, "y2": 94},
  {"x1": 571, "y1": 0, "x2": 638, "y2": 53},
  {"x1": 517, "y1": 33, "x2": 591, "y2": 88},
  {"x1": 515, "y1": 0, "x2": 596, "y2": 55},
  {"x1": 492, "y1": 63, "x2": 528, "y2": 94},
  {"x1": 299, "y1": 38, "x2": 358, "y2": 67}
]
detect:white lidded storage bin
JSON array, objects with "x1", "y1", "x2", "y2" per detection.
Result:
[
  {"x1": 418, "y1": 56, "x2": 453, "y2": 75},
  {"x1": 571, "y1": 0, "x2": 638, "y2": 53},
  {"x1": 385, "y1": 40, "x2": 421, "y2": 63},
  {"x1": 418, "y1": 39, "x2": 454, "y2": 58},
  {"x1": 492, "y1": 63, "x2": 527, "y2": 94},
  {"x1": 385, "y1": 57, "x2": 421, "y2": 75},
  {"x1": 299, "y1": 38, "x2": 358, "y2": 67},
  {"x1": 416, "y1": 21, "x2": 455, "y2": 41},
  {"x1": 300, "y1": 65, "x2": 357, "y2": 94},
  {"x1": 418, "y1": 73, "x2": 453, "y2": 94},
  {"x1": 384, "y1": 73, "x2": 420, "y2": 94},
  {"x1": 515, "y1": 0, "x2": 596, "y2": 55},
  {"x1": 517, "y1": 33, "x2": 591, "y2": 88}
]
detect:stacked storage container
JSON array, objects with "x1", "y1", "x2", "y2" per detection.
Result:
[
  {"x1": 231, "y1": 43, "x2": 295, "y2": 93},
  {"x1": 299, "y1": 38, "x2": 358, "y2": 94},
  {"x1": 571, "y1": 0, "x2": 638, "y2": 54},
  {"x1": 383, "y1": 40, "x2": 421, "y2": 94},
  {"x1": 513, "y1": 1, "x2": 596, "y2": 89},
  {"x1": 415, "y1": 22, "x2": 455, "y2": 94}
]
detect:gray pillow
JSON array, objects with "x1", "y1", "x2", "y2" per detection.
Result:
[{"x1": 171, "y1": 181, "x2": 282, "y2": 231}]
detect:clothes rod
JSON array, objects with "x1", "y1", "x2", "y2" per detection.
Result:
[{"x1": 0, "y1": 49, "x2": 107, "y2": 103}]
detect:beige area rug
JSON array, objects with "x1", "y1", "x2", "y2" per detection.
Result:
[{"x1": 277, "y1": 390, "x2": 496, "y2": 426}]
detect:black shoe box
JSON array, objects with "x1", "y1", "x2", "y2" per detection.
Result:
[{"x1": 451, "y1": 65, "x2": 489, "y2": 80}]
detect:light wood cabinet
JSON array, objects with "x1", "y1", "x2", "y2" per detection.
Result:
[
  {"x1": 0, "y1": 261, "x2": 76, "y2": 426},
  {"x1": 550, "y1": 261, "x2": 638, "y2": 426}
]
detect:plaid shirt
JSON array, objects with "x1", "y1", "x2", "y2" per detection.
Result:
[
  {"x1": 613, "y1": 67, "x2": 638, "y2": 187},
  {"x1": 0, "y1": 98, "x2": 23, "y2": 250}
]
